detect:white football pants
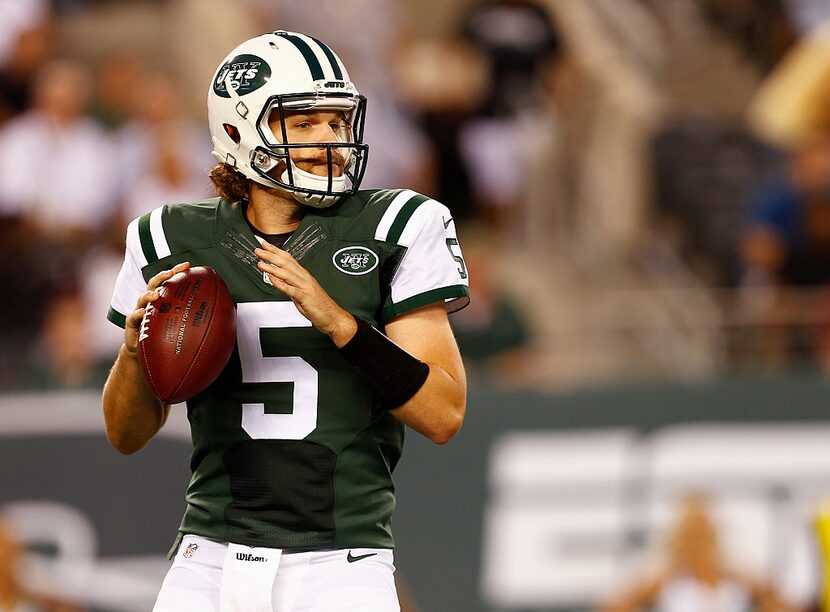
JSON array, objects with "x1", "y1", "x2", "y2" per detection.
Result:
[{"x1": 153, "y1": 535, "x2": 400, "y2": 612}]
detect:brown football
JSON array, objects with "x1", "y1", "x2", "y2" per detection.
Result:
[{"x1": 137, "y1": 266, "x2": 236, "y2": 404}]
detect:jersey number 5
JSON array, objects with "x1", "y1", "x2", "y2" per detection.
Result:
[
  {"x1": 236, "y1": 302, "x2": 318, "y2": 440},
  {"x1": 446, "y1": 238, "x2": 468, "y2": 279}
]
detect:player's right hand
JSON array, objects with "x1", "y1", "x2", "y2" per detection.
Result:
[{"x1": 124, "y1": 262, "x2": 190, "y2": 355}]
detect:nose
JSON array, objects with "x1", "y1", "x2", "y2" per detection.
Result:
[{"x1": 312, "y1": 123, "x2": 340, "y2": 145}]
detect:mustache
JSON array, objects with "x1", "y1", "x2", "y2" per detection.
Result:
[{"x1": 294, "y1": 152, "x2": 346, "y2": 167}]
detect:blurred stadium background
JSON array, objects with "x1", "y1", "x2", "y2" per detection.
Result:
[{"x1": 3, "y1": 0, "x2": 830, "y2": 610}]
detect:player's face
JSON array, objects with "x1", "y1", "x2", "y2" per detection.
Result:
[{"x1": 269, "y1": 110, "x2": 352, "y2": 178}]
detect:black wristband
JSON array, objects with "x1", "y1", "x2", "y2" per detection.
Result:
[{"x1": 338, "y1": 317, "x2": 430, "y2": 410}]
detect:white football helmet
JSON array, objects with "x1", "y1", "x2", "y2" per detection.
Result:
[{"x1": 207, "y1": 31, "x2": 368, "y2": 208}]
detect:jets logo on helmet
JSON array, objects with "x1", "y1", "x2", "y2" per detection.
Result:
[
  {"x1": 213, "y1": 54, "x2": 272, "y2": 99},
  {"x1": 207, "y1": 31, "x2": 368, "y2": 208}
]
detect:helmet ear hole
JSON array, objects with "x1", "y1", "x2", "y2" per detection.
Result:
[{"x1": 223, "y1": 123, "x2": 241, "y2": 144}]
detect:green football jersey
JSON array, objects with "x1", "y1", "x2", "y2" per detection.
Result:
[{"x1": 107, "y1": 189, "x2": 469, "y2": 552}]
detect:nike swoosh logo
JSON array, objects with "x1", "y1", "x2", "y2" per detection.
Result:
[
  {"x1": 347, "y1": 551, "x2": 378, "y2": 563},
  {"x1": 443, "y1": 217, "x2": 453, "y2": 229}
]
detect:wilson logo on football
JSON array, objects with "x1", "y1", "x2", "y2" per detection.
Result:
[{"x1": 332, "y1": 246, "x2": 378, "y2": 276}]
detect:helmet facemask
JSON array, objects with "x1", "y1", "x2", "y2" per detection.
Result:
[{"x1": 251, "y1": 93, "x2": 369, "y2": 208}]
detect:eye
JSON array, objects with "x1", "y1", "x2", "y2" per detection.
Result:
[{"x1": 294, "y1": 121, "x2": 312, "y2": 130}]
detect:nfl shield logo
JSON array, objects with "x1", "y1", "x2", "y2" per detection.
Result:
[{"x1": 183, "y1": 542, "x2": 199, "y2": 558}]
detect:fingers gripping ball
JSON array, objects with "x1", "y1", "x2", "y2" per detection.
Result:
[{"x1": 138, "y1": 266, "x2": 236, "y2": 403}]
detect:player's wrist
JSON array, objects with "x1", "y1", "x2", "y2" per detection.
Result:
[
  {"x1": 326, "y1": 309, "x2": 359, "y2": 348},
  {"x1": 338, "y1": 318, "x2": 430, "y2": 410}
]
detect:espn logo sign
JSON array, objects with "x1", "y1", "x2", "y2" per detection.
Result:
[{"x1": 481, "y1": 425, "x2": 830, "y2": 609}]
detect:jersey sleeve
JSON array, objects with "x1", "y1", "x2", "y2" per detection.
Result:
[
  {"x1": 376, "y1": 194, "x2": 470, "y2": 320},
  {"x1": 106, "y1": 217, "x2": 150, "y2": 328}
]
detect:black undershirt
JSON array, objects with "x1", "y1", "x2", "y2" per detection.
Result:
[{"x1": 243, "y1": 202, "x2": 294, "y2": 247}]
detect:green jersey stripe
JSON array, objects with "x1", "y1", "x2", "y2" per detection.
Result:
[
  {"x1": 138, "y1": 212, "x2": 159, "y2": 264},
  {"x1": 309, "y1": 37, "x2": 344, "y2": 80},
  {"x1": 382, "y1": 285, "x2": 470, "y2": 320},
  {"x1": 278, "y1": 33, "x2": 325, "y2": 80},
  {"x1": 386, "y1": 194, "x2": 430, "y2": 245},
  {"x1": 107, "y1": 306, "x2": 127, "y2": 329}
]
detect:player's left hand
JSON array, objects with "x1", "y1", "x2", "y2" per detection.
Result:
[{"x1": 255, "y1": 242, "x2": 357, "y2": 347}]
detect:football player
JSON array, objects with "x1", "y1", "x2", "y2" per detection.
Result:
[{"x1": 102, "y1": 31, "x2": 469, "y2": 612}]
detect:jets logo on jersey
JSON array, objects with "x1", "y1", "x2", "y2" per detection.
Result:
[
  {"x1": 333, "y1": 246, "x2": 379, "y2": 276},
  {"x1": 213, "y1": 54, "x2": 272, "y2": 98}
]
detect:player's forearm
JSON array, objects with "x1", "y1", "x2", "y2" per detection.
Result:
[
  {"x1": 390, "y1": 362, "x2": 466, "y2": 444},
  {"x1": 102, "y1": 345, "x2": 170, "y2": 454}
]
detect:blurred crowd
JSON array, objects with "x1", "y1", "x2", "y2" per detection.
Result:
[
  {"x1": 0, "y1": 0, "x2": 213, "y2": 389},
  {"x1": 2, "y1": 0, "x2": 830, "y2": 389}
]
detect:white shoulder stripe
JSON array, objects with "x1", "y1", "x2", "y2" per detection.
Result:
[
  {"x1": 149, "y1": 206, "x2": 171, "y2": 259},
  {"x1": 375, "y1": 189, "x2": 418, "y2": 242},
  {"x1": 397, "y1": 198, "x2": 442, "y2": 247},
  {"x1": 126, "y1": 217, "x2": 147, "y2": 268}
]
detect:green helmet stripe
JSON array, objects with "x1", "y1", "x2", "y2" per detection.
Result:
[
  {"x1": 386, "y1": 194, "x2": 430, "y2": 245},
  {"x1": 278, "y1": 33, "x2": 325, "y2": 80},
  {"x1": 309, "y1": 36, "x2": 344, "y2": 80},
  {"x1": 138, "y1": 211, "x2": 159, "y2": 264}
]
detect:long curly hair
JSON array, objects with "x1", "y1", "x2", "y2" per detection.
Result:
[{"x1": 209, "y1": 163, "x2": 251, "y2": 201}]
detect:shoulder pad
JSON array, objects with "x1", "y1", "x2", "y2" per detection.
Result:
[
  {"x1": 371, "y1": 189, "x2": 434, "y2": 246},
  {"x1": 129, "y1": 198, "x2": 223, "y2": 266}
]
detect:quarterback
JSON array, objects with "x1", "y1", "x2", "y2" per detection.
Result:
[{"x1": 102, "y1": 31, "x2": 469, "y2": 611}]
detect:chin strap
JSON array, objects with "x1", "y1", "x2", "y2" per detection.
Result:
[{"x1": 281, "y1": 165, "x2": 345, "y2": 208}]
